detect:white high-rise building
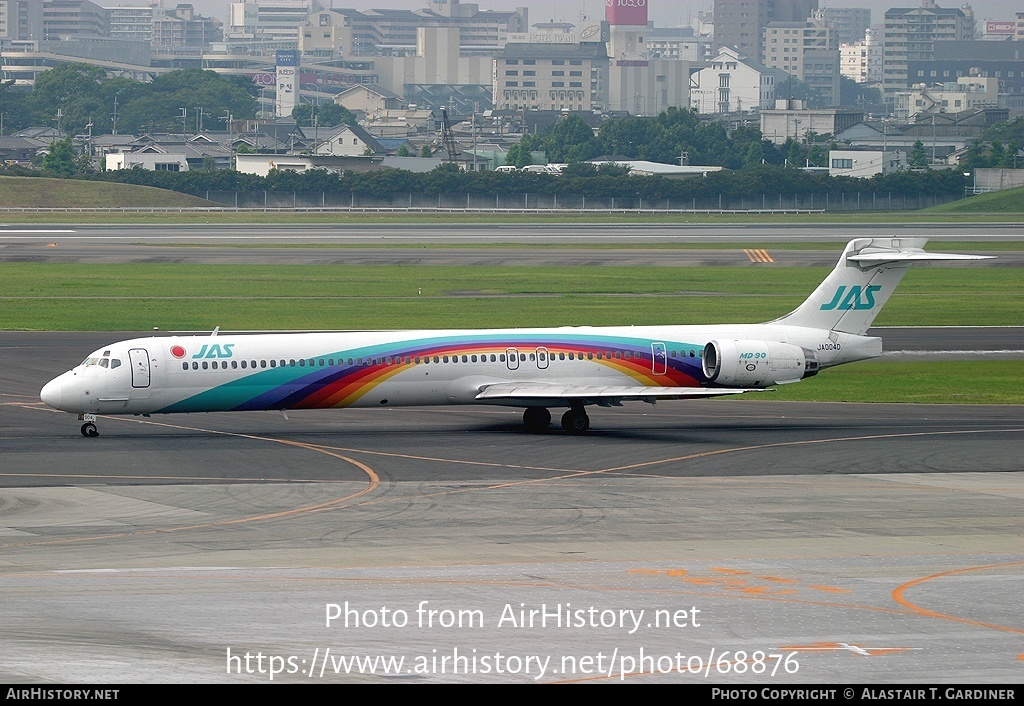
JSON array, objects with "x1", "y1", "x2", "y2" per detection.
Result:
[
  {"x1": 103, "y1": 4, "x2": 152, "y2": 43},
  {"x1": 229, "y1": 0, "x2": 314, "y2": 42},
  {"x1": 840, "y1": 27, "x2": 882, "y2": 86}
]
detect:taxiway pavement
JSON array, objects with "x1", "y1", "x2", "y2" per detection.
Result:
[{"x1": 1, "y1": 332, "x2": 1020, "y2": 683}]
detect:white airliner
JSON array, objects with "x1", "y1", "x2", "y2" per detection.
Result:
[{"x1": 40, "y1": 238, "x2": 989, "y2": 437}]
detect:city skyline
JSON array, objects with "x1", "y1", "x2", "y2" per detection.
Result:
[{"x1": 167, "y1": 0, "x2": 1024, "y2": 30}]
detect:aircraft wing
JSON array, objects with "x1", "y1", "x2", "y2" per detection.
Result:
[{"x1": 475, "y1": 382, "x2": 759, "y2": 406}]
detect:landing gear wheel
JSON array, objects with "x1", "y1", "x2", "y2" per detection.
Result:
[
  {"x1": 81, "y1": 423, "x2": 99, "y2": 438},
  {"x1": 561, "y1": 409, "x2": 590, "y2": 434},
  {"x1": 523, "y1": 407, "x2": 551, "y2": 431}
]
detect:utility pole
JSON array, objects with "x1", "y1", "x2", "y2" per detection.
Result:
[
  {"x1": 179, "y1": 107, "x2": 187, "y2": 137},
  {"x1": 471, "y1": 110, "x2": 477, "y2": 172},
  {"x1": 111, "y1": 95, "x2": 119, "y2": 135},
  {"x1": 931, "y1": 113, "x2": 936, "y2": 165},
  {"x1": 440, "y1": 107, "x2": 458, "y2": 164},
  {"x1": 312, "y1": 104, "x2": 319, "y2": 153},
  {"x1": 222, "y1": 110, "x2": 233, "y2": 154}
]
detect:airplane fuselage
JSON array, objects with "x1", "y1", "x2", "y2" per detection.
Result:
[{"x1": 40, "y1": 324, "x2": 879, "y2": 417}]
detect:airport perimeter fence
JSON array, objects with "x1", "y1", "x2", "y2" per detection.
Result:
[{"x1": 194, "y1": 190, "x2": 961, "y2": 213}]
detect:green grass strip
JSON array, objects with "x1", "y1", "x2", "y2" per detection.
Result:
[{"x1": 764, "y1": 360, "x2": 1022, "y2": 405}]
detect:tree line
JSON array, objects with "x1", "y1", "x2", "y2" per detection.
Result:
[
  {"x1": 24, "y1": 161, "x2": 960, "y2": 201},
  {"x1": 507, "y1": 108, "x2": 836, "y2": 170},
  {"x1": 0, "y1": 63, "x2": 258, "y2": 136}
]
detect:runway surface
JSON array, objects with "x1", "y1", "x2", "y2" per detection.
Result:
[
  {"x1": 2, "y1": 223, "x2": 1021, "y2": 268},
  {"x1": 1, "y1": 224, "x2": 1021, "y2": 683},
  {"x1": 1, "y1": 332, "x2": 1021, "y2": 683},
  {"x1": 1, "y1": 222, "x2": 1022, "y2": 248}
]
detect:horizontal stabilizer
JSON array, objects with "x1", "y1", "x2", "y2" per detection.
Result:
[{"x1": 848, "y1": 252, "x2": 994, "y2": 263}]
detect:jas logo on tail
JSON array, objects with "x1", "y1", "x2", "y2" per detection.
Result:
[
  {"x1": 191, "y1": 344, "x2": 235, "y2": 359},
  {"x1": 820, "y1": 285, "x2": 881, "y2": 311}
]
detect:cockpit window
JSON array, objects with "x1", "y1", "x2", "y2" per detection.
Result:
[{"x1": 82, "y1": 357, "x2": 122, "y2": 369}]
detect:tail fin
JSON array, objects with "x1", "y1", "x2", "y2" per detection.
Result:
[{"x1": 769, "y1": 238, "x2": 992, "y2": 335}]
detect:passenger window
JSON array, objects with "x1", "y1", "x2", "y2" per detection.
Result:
[{"x1": 182, "y1": 363, "x2": 188, "y2": 370}]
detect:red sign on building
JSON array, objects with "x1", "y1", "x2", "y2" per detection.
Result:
[
  {"x1": 985, "y1": 21, "x2": 1015, "y2": 35},
  {"x1": 605, "y1": 0, "x2": 648, "y2": 27}
]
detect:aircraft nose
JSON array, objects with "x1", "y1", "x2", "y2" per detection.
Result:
[{"x1": 40, "y1": 380, "x2": 63, "y2": 409}]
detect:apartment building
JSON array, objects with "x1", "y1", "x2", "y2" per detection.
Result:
[
  {"x1": 0, "y1": 0, "x2": 44, "y2": 41},
  {"x1": 882, "y1": 1, "x2": 974, "y2": 95}
]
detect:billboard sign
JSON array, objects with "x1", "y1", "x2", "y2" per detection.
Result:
[
  {"x1": 605, "y1": 0, "x2": 648, "y2": 27},
  {"x1": 276, "y1": 50, "x2": 299, "y2": 67},
  {"x1": 984, "y1": 21, "x2": 1014, "y2": 35}
]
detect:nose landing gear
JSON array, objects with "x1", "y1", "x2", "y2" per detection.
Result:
[{"x1": 79, "y1": 413, "x2": 99, "y2": 438}]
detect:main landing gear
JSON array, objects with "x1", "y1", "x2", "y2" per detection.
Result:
[
  {"x1": 522, "y1": 405, "x2": 590, "y2": 434},
  {"x1": 79, "y1": 413, "x2": 99, "y2": 437},
  {"x1": 523, "y1": 407, "x2": 551, "y2": 431},
  {"x1": 560, "y1": 406, "x2": 590, "y2": 434}
]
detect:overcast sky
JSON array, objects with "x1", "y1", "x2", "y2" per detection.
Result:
[{"x1": 165, "y1": 0, "x2": 1023, "y2": 29}]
